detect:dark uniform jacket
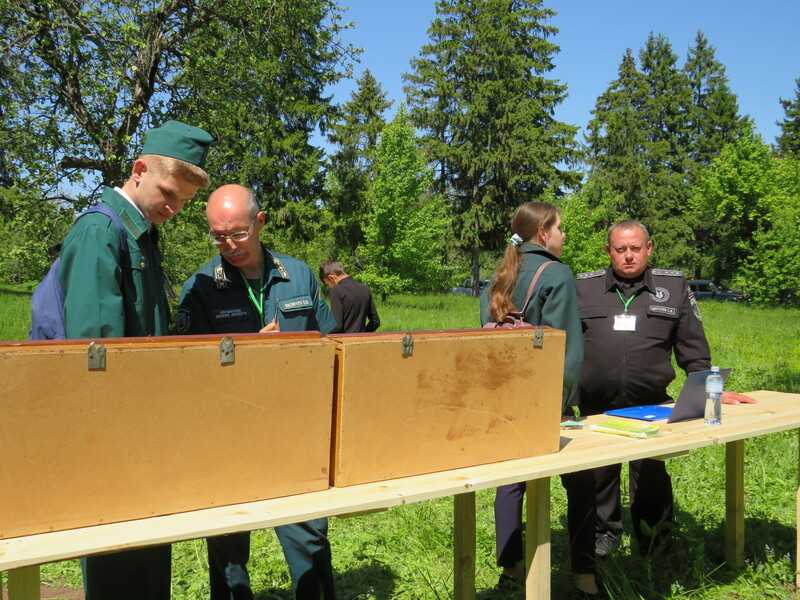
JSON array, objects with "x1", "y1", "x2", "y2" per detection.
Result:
[
  {"x1": 480, "y1": 243, "x2": 584, "y2": 411},
  {"x1": 576, "y1": 266, "x2": 711, "y2": 415},
  {"x1": 329, "y1": 276, "x2": 380, "y2": 333},
  {"x1": 59, "y1": 186, "x2": 170, "y2": 338},
  {"x1": 177, "y1": 246, "x2": 336, "y2": 335}
]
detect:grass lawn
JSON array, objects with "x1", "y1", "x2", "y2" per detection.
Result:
[{"x1": 1, "y1": 286, "x2": 800, "y2": 599}]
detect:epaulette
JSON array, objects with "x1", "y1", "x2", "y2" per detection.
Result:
[
  {"x1": 576, "y1": 269, "x2": 605, "y2": 280},
  {"x1": 273, "y1": 256, "x2": 289, "y2": 279},
  {"x1": 651, "y1": 268, "x2": 684, "y2": 277}
]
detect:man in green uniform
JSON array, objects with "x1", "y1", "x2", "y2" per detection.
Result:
[
  {"x1": 58, "y1": 120, "x2": 214, "y2": 599},
  {"x1": 177, "y1": 184, "x2": 337, "y2": 600}
]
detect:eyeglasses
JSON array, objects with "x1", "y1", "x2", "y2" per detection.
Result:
[{"x1": 209, "y1": 223, "x2": 255, "y2": 246}]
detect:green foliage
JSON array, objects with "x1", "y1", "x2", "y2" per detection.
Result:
[
  {"x1": 776, "y1": 77, "x2": 800, "y2": 159},
  {"x1": 1, "y1": 0, "x2": 356, "y2": 211},
  {"x1": 174, "y1": 0, "x2": 357, "y2": 217},
  {"x1": 556, "y1": 190, "x2": 609, "y2": 274},
  {"x1": 684, "y1": 32, "x2": 747, "y2": 168},
  {"x1": 326, "y1": 70, "x2": 392, "y2": 256},
  {"x1": 160, "y1": 201, "x2": 216, "y2": 287},
  {"x1": 690, "y1": 127, "x2": 775, "y2": 283},
  {"x1": 357, "y1": 110, "x2": 451, "y2": 298},
  {"x1": 0, "y1": 186, "x2": 72, "y2": 283},
  {"x1": 404, "y1": 0, "x2": 580, "y2": 285},
  {"x1": 733, "y1": 157, "x2": 800, "y2": 305},
  {"x1": 262, "y1": 202, "x2": 338, "y2": 275}
]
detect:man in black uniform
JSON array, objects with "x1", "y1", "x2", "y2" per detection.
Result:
[
  {"x1": 319, "y1": 260, "x2": 380, "y2": 333},
  {"x1": 576, "y1": 220, "x2": 752, "y2": 557}
]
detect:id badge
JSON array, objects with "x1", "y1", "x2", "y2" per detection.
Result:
[{"x1": 613, "y1": 313, "x2": 637, "y2": 331}]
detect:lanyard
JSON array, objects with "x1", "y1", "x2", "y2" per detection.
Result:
[
  {"x1": 615, "y1": 288, "x2": 640, "y2": 313},
  {"x1": 240, "y1": 272, "x2": 265, "y2": 327}
]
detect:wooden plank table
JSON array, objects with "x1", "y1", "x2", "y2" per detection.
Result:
[{"x1": 2, "y1": 390, "x2": 799, "y2": 599}]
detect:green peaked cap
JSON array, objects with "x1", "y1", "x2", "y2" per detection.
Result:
[{"x1": 141, "y1": 120, "x2": 215, "y2": 168}]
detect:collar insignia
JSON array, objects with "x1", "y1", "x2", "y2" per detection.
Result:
[
  {"x1": 273, "y1": 257, "x2": 289, "y2": 279},
  {"x1": 214, "y1": 264, "x2": 231, "y2": 289}
]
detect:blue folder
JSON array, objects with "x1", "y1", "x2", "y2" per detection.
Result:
[{"x1": 605, "y1": 405, "x2": 673, "y2": 421}]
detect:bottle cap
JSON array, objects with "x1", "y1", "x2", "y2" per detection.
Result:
[{"x1": 711, "y1": 365, "x2": 720, "y2": 372}]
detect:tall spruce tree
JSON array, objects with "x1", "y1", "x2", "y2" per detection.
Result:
[
  {"x1": 586, "y1": 34, "x2": 697, "y2": 270},
  {"x1": 684, "y1": 31, "x2": 745, "y2": 167},
  {"x1": 326, "y1": 70, "x2": 392, "y2": 256},
  {"x1": 776, "y1": 77, "x2": 800, "y2": 158},
  {"x1": 404, "y1": 0, "x2": 579, "y2": 289},
  {"x1": 585, "y1": 49, "x2": 651, "y2": 221}
]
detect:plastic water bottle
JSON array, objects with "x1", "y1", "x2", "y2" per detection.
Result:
[{"x1": 704, "y1": 366, "x2": 723, "y2": 426}]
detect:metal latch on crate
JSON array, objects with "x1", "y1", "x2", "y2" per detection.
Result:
[
  {"x1": 87, "y1": 341, "x2": 106, "y2": 371},
  {"x1": 219, "y1": 336, "x2": 235, "y2": 365},
  {"x1": 533, "y1": 327, "x2": 544, "y2": 349},
  {"x1": 401, "y1": 333, "x2": 414, "y2": 358}
]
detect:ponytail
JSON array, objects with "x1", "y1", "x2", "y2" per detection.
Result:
[{"x1": 488, "y1": 202, "x2": 558, "y2": 321}]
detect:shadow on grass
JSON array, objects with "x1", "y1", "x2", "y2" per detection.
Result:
[
  {"x1": 254, "y1": 562, "x2": 396, "y2": 600},
  {"x1": 592, "y1": 509, "x2": 797, "y2": 599},
  {"x1": 0, "y1": 288, "x2": 33, "y2": 298}
]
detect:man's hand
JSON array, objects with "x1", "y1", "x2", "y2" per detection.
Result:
[
  {"x1": 259, "y1": 319, "x2": 280, "y2": 334},
  {"x1": 721, "y1": 391, "x2": 757, "y2": 405}
]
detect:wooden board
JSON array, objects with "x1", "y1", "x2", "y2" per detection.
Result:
[
  {"x1": 329, "y1": 328, "x2": 565, "y2": 486},
  {"x1": 0, "y1": 390, "x2": 796, "y2": 572},
  {"x1": 0, "y1": 333, "x2": 335, "y2": 540}
]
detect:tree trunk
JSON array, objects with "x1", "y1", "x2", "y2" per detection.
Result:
[{"x1": 471, "y1": 246, "x2": 480, "y2": 296}]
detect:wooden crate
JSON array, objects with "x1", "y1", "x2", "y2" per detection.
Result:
[
  {"x1": 329, "y1": 328, "x2": 565, "y2": 487},
  {"x1": 0, "y1": 332, "x2": 336, "y2": 540}
]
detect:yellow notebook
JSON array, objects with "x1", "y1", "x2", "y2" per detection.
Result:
[{"x1": 589, "y1": 417, "x2": 660, "y2": 439}]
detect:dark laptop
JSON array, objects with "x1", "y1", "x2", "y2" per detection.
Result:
[{"x1": 604, "y1": 368, "x2": 732, "y2": 423}]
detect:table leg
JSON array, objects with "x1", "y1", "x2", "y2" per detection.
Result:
[
  {"x1": 725, "y1": 439, "x2": 745, "y2": 569},
  {"x1": 453, "y1": 492, "x2": 476, "y2": 600},
  {"x1": 7, "y1": 566, "x2": 40, "y2": 600},
  {"x1": 796, "y1": 429, "x2": 800, "y2": 589},
  {"x1": 525, "y1": 477, "x2": 550, "y2": 599}
]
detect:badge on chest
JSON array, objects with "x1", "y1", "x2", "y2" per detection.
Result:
[{"x1": 613, "y1": 313, "x2": 637, "y2": 331}]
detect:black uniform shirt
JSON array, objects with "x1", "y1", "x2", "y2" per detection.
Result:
[
  {"x1": 576, "y1": 266, "x2": 711, "y2": 414},
  {"x1": 329, "y1": 276, "x2": 380, "y2": 333}
]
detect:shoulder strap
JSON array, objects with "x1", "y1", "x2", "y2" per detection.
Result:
[
  {"x1": 520, "y1": 260, "x2": 555, "y2": 315},
  {"x1": 81, "y1": 204, "x2": 129, "y2": 254}
]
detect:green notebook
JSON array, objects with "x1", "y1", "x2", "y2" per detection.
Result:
[{"x1": 589, "y1": 417, "x2": 660, "y2": 439}]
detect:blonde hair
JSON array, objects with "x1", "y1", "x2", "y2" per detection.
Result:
[
  {"x1": 140, "y1": 154, "x2": 210, "y2": 189},
  {"x1": 488, "y1": 202, "x2": 559, "y2": 322}
]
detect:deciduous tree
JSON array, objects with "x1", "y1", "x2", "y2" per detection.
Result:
[{"x1": 357, "y1": 110, "x2": 451, "y2": 298}]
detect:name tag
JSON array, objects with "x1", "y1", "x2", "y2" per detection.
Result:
[
  {"x1": 279, "y1": 296, "x2": 313, "y2": 313},
  {"x1": 614, "y1": 313, "x2": 637, "y2": 331},
  {"x1": 213, "y1": 307, "x2": 249, "y2": 320}
]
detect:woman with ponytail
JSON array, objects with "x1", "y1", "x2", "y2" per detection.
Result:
[{"x1": 480, "y1": 201, "x2": 599, "y2": 598}]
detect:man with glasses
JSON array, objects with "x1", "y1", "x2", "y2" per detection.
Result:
[{"x1": 177, "y1": 183, "x2": 336, "y2": 600}]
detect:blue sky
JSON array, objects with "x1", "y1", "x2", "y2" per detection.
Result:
[{"x1": 330, "y1": 0, "x2": 800, "y2": 146}]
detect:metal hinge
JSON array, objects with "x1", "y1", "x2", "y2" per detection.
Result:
[
  {"x1": 87, "y1": 341, "x2": 106, "y2": 371},
  {"x1": 219, "y1": 336, "x2": 235, "y2": 365},
  {"x1": 533, "y1": 327, "x2": 544, "y2": 349},
  {"x1": 401, "y1": 333, "x2": 414, "y2": 358}
]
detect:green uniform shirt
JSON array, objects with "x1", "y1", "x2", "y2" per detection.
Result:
[
  {"x1": 58, "y1": 187, "x2": 170, "y2": 338},
  {"x1": 480, "y1": 243, "x2": 584, "y2": 411}
]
